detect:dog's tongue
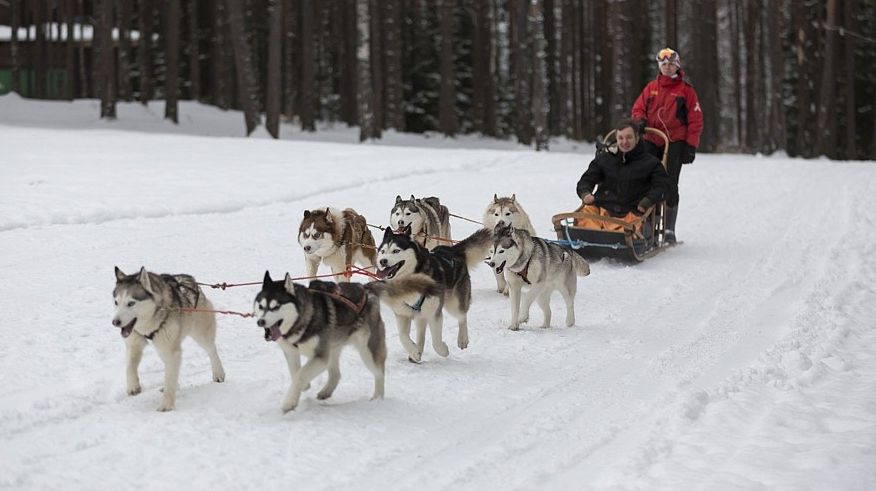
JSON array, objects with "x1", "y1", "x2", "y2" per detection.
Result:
[
  {"x1": 269, "y1": 325, "x2": 282, "y2": 342},
  {"x1": 119, "y1": 319, "x2": 136, "y2": 338},
  {"x1": 394, "y1": 226, "x2": 406, "y2": 234},
  {"x1": 375, "y1": 267, "x2": 389, "y2": 280}
]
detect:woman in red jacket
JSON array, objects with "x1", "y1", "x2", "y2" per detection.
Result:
[{"x1": 631, "y1": 47, "x2": 703, "y2": 244}]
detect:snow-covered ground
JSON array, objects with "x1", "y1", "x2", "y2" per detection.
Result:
[{"x1": 1, "y1": 95, "x2": 875, "y2": 490}]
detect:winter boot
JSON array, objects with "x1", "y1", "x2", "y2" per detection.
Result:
[{"x1": 664, "y1": 206, "x2": 678, "y2": 244}]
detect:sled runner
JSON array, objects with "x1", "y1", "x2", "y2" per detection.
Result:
[{"x1": 550, "y1": 127, "x2": 675, "y2": 262}]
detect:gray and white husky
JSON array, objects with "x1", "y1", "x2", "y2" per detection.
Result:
[
  {"x1": 375, "y1": 226, "x2": 492, "y2": 362},
  {"x1": 487, "y1": 226, "x2": 591, "y2": 330},
  {"x1": 254, "y1": 271, "x2": 438, "y2": 412},
  {"x1": 389, "y1": 195, "x2": 452, "y2": 250},
  {"x1": 112, "y1": 266, "x2": 226, "y2": 411},
  {"x1": 482, "y1": 194, "x2": 537, "y2": 295}
]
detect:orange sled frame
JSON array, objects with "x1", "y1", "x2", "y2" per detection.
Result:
[{"x1": 550, "y1": 127, "x2": 673, "y2": 262}]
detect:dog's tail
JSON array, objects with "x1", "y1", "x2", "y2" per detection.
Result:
[
  {"x1": 365, "y1": 273, "x2": 441, "y2": 300},
  {"x1": 451, "y1": 228, "x2": 493, "y2": 269},
  {"x1": 568, "y1": 251, "x2": 591, "y2": 277}
]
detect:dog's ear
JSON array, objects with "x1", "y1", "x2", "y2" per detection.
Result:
[
  {"x1": 395, "y1": 195, "x2": 402, "y2": 204},
  {"x1": 137, "y1": 267, "x2": 152, "y2": 291},
  {"x1": 114, "y1": 266, "x2": 126, "y2": 281},
  {"x1": 303, "y1": 210, "x2": 310, "y2": 219},
  {"x1": 324, "y1": 208, "x2": 332, "y2": 224},
  {"x1": 494, "y1": 223, "x2": 511, "y2": 236},
  {"x1": 493, "y1": 193, "x2": 499, "y2": 203},
  {"x1": 283, "y1": 273, "x2": 295, "y2": 293},
  {"x1": 263, "y1": 270, "x2": 272, "y2": 287},
  {"x1": 409, "y1": 194, "x2": 416, "y2": 202},
  {"x1": 382, "y1": 226, "x2": 394, "y2": 241},
  {"x1": 511, "y1": 193, "x2": 516, "y2": 202}
]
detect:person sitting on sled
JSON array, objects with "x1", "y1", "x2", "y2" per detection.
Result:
[{"x1": 575, "y1": 118, "x2": 670, "y2": 232}]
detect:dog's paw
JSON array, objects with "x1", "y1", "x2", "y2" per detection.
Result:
[
  {"x1": 213, "y1": 372, "x2": 225, "y2": 383},
  {"x1": 507, "y1": 324, "x2": 520, "y2": 331},
  {"x1": 281, "y1": 403, "x2": 297, "y2": 413},
  {"x1": 540, "y1": 324, "x2": 551, "y2": 329},
  {"x1": 127, "y1": 385, "x2": 141, "y2": 396},
  {"x1": 316, "y1": 390, "x2": 334, "y2": 400},
  {"x1": 502, "y1": 285, "x2": 510, "y2": 296},
  {"x1": 156, "y1": 402, "x2": 175, "y2": 412},
  {"x1": 434, "y1": 342, "x2": 450, "y2": 357},
  {"x1": 407, "y1": 352, "x2": 423, "y2": 364},
  {"x1": 457, "y1": 335, "x2": 469, "y2": 350}
]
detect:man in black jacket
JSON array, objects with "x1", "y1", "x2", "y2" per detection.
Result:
[{"x1": 576, "y1": 119, "x2": 670, "y2": 232}]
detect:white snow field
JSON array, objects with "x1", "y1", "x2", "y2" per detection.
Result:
[{"x1": 1, "y1": 96, "x2": 875, "y2": 490}]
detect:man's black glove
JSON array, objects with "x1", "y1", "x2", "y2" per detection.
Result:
[
  {"x1": 633, "y1": 119, "x2": 646, "y2": 137},
  {"x1": 680, "y1": 144, "x2": 696, "y2": 164}
]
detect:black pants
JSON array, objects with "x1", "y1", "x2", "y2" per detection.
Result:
[{"x1": 644, "y1": 140, "x2": 684, "y2": 207}]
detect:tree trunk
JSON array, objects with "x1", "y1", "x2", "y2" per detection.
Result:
[
  {"x1": 187, "y1": 0, "x2": 202, "y2": 101},
  {"x1": 117, "y1": 0, "x2": 132, "y2": 101},
  {"x1": 225, "y1": 0, "x2": 262, "y2": 134},
  {"x1": 339, "y1": 0, "x2": 358, "y2": 125},
  {"x1": 35, "y1": 0, "x2": 47, "y2": 98},
  {"x1": 766, "y1": 0, "x2": 785, "y2": 153},
  {"x1": 544, "y1": 0, "x2": 560, "y2": 135},
  {"x1": 369, "y1": 0, "x2": 384, "y2": 131},
  {"x1": 299, "y1": 0, "x2": 316, "y2": 131},
  {"x1": 282, "y1": 0, "x2": 298, "y2": 118},
  {"x1": 665, "y1": 0, "x2": 677, "y2": 50},
  {"x1": 64, "y1": 0, "x2": 76, "y2": 99},
  {"x1": 10, "y1": 0, "x2": 20, "y2": 94},
  {"x1": 438, "y1": 0, "x2": 458, "y2": 135},
  {"x1": 691, "y1": 0, "x2": 719, "y2": 152},
  {"x1": 843, "y1": 0, "x2": 856, "y2": 158},
  {"x1": 266, "y1": 0, "x2": 283, "y2": 138},
  {"x1": 165, "y1": 0, "x2": 181, "y2": 123},
  {"x1": 512, "y1": 0, "x2": 532, "y2": 145},
  {"x1": 138, "y1": 0, "x2": 155, "y2": 104},
  {"x1": 96, "y1": 0, "x2": 117, "y2": 118},
  {"x1": 531, "y1": 1, "x2": 548, "y2": 150},
  {"x1": 792, "y1": 0, "x2": 811, "y2": 155},
  {"x1": 382, "y1": 0, "x2": 404, "y2": 130},
  {"x1": 472, "y1": 0, "x2": 495, "y2": 136},
  {"x1": 357, "y1": 0, "x2": 377, "y2": 140},
  {"x1": 816, "y1": 0, "x2": 838, "y2": 156}
]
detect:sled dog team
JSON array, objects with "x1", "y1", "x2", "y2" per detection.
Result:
[{"x1": 111, "y1": 194, "x2": 590, "y2": 412}]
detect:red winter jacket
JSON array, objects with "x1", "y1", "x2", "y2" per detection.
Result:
[{"x1": 631, "y1": 70, "x2": 703, "y2": 149}]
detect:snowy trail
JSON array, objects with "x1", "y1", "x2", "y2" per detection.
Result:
[{"x1": 3, "y1": 120, "x2": 876, "y2": 490}]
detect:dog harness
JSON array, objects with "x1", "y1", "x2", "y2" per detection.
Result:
[
  {"x1": 406, "y1": 294, "x2": 426, "y2": 312},
  {"x1": 514, "y1": 256, "x2": 533, "y2": 285}
]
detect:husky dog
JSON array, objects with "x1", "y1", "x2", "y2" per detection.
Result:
[
  {"x1": 389, "y1": 195, "x2": 452, "y2": 250},
  {"x1": 482, "y1": 194, "x2": 537, "y2": 295},
  {"x1": 375, "y1": 226, "x2": 492, "y2": 362},
  {"x1": 112, "y1": 267, "x2": 225, "y2": 411},
  {"x1": 298, "y1": 207, "x2": 377, "y2": 281},
  {"x1": 487, "y1": 226, "x2": 591, "y2": 330},
  {"x1": 254, "y1": 271, "x2": 439, "y2": 412}
]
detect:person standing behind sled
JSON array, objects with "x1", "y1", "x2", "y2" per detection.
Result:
[
  {"x1": 575, "y1": 119, "x2": 669, "y2": 233},
  {"x1": 631, "y1": 47, "x2": 703, "y2": 244}
]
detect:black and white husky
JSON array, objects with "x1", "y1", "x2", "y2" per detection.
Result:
[
  {"x1": 487, "y1": 225, "x2": 591, "y2": 330},
  {"x1": 254, "y1": 271, "x2": 438, "y2": 412},
  {"x1": 375, "y1": 226, "x2": 492, "y2": 362},
  {"x1": 112, "y1": 267, "x2": 226, "y2": 411}
]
